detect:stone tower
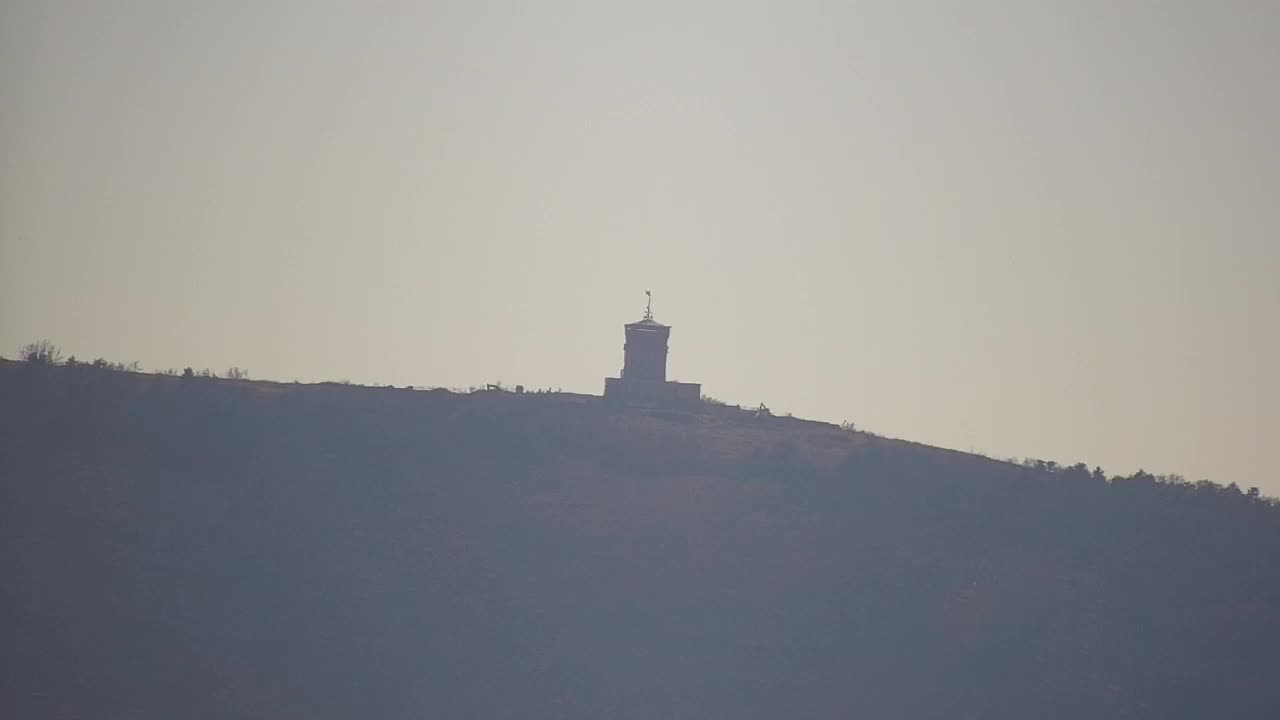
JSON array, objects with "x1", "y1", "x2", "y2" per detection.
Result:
[
  {"x1": 604, "y1": 292, "x2": 701, "y2": 408},
  {"x1": 621, "y1": 293, "x2": 669, "y2": 381}
]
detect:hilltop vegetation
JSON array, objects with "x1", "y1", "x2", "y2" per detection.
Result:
[{"x1": 2, "y1": 357, "x2": 1279, "y2": 719}]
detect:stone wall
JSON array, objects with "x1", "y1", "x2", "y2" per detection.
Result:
[{"x1": 603, "y1": 377, "x2": 702, "y2": 409}]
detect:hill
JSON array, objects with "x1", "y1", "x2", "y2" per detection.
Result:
[{"x1": 2, "y1": 359, "x2": 1279, "y2": 719}]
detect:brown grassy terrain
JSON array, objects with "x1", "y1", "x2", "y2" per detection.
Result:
[{"x1": 2, "y1": 359, "x2": 1278, "y2": 719}]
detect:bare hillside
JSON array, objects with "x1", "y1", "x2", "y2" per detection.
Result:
[{"x1": 2, "y1": 360, "x2": 1278, "y2": 719}]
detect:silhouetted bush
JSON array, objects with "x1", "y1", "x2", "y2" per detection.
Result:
[{"x1": 19, "y1": 339, "x2": 62, "y2": 365}]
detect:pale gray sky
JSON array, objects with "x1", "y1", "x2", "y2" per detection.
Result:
[{"x1": 3, "y1": 1, "x2": 1278, "y2": 491}]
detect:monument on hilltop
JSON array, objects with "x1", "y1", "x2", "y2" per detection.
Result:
[{"x1": 604, "y1": 291, "x2": 702, "y2": 409}]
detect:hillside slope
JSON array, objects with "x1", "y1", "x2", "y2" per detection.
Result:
[{"x1": 2, "y1": 361, "x2": 1279, "y2": 719}]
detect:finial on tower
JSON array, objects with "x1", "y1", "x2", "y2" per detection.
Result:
[{"x1": 644, "y1": 290, "x2": 653, "y2": 320}]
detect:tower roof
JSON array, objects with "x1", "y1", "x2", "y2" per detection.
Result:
[{"x1": 626, "y1": 317, "x2": 669, "y2": 330}]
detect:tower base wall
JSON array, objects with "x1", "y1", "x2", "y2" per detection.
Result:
[{"x1": 604, "y1": 378, "x2": 702, "y2": 409}]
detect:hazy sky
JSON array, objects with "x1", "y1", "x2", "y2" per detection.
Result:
[{"x1": 3, "y1": 1, "x2": 1278, "y2": 491}]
